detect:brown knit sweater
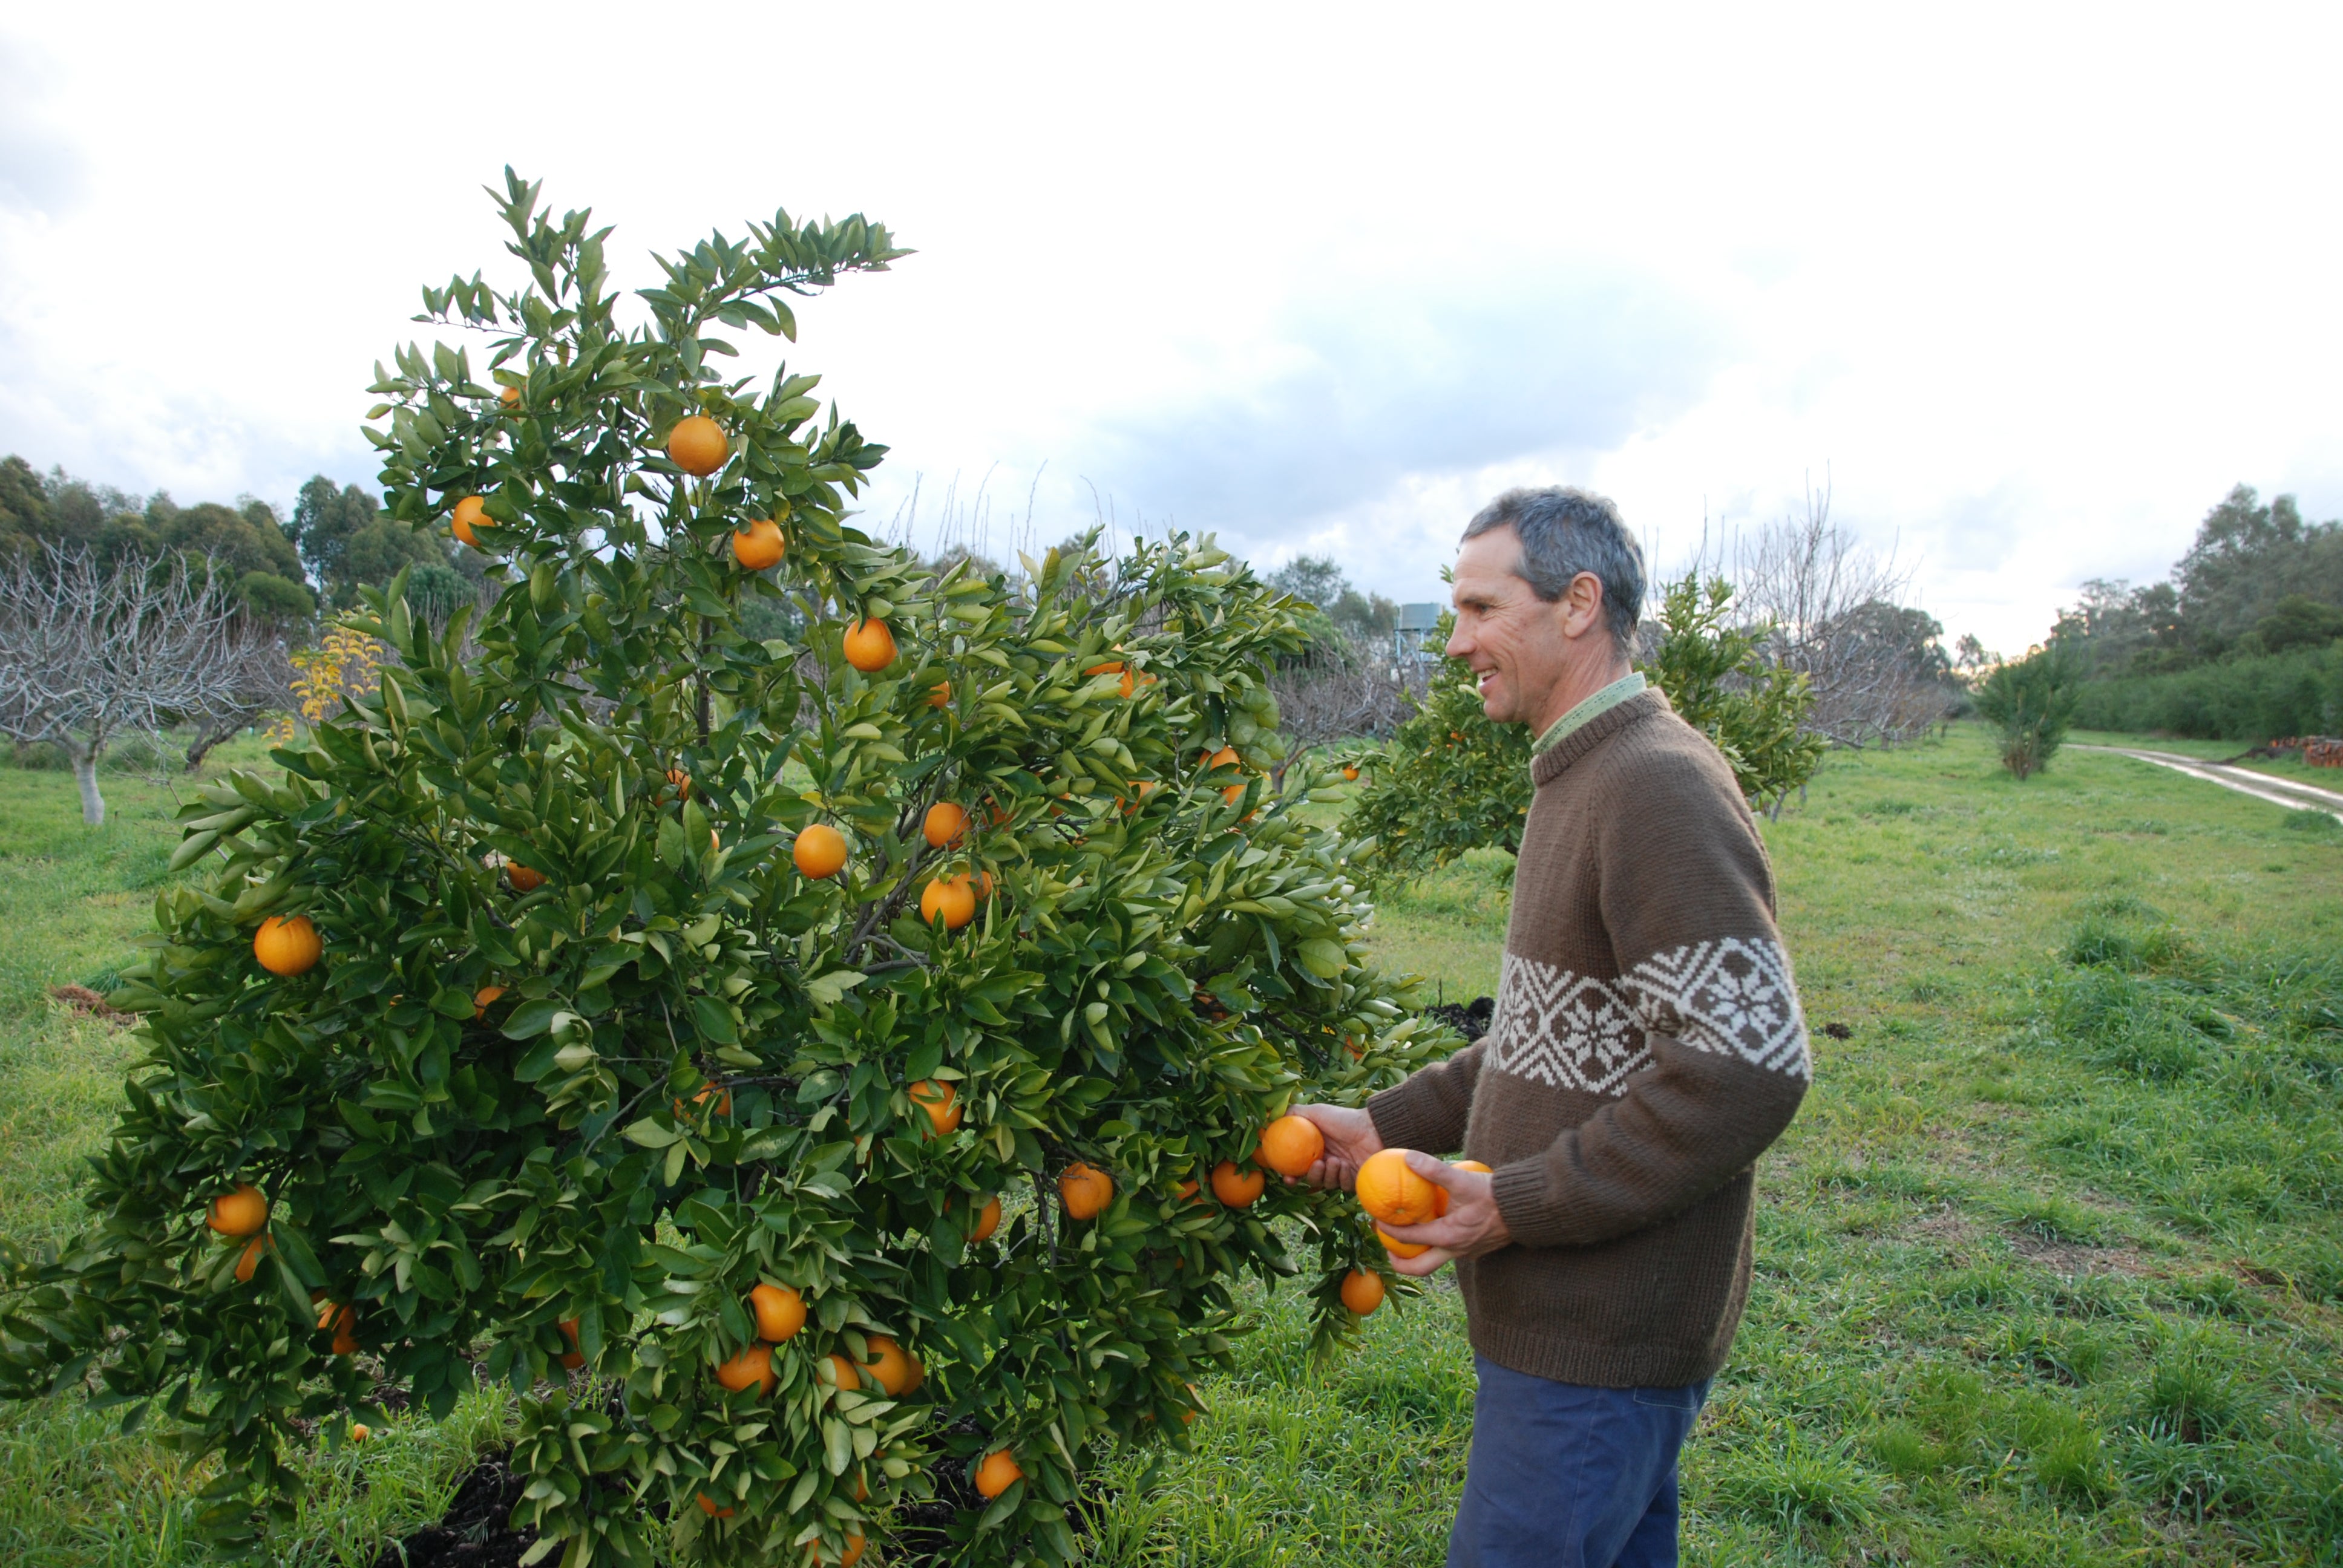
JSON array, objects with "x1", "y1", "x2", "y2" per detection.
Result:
[{"x1": 1368, "y1": 688, "x2": 1809, "y2": 1388}]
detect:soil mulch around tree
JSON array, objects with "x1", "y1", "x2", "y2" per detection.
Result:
[
  {"x1": 369, "y1": 1451, "x2": 535, "y2": 1568},
  {"x1": 1423, "y1": 995, "x2": 1493, "y2": 1039}
]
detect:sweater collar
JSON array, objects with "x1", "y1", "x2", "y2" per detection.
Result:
[
  {"x1": 1530, "y1": 685, "x2": 1672, "y2": 788},
  {"x1": 1531, "y1": 671, "x2": 1647, "y2": 758}
]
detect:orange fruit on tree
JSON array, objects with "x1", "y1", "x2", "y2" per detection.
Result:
[
  {"x1": 919, "y1": 873, "x2": 975, "y2": 930},
  {"x1": 253, "y1": 915, "x2": 321, "y2": 976},
  {"x1": 793, "y1": 824, "x2": 848, "y2": 879},
  {"x1": 928, "y1": 679, "x2": 951, "y2": 708},
  {"x1": 1377, "y1": 1226, "x2": 1428, "y2": 1259},
  {"x1": 316, "y1": 1299, "x2": 358, "y2": 1355},
  {"x1": 750, "y1": 1282, "x2": 805, "y2": 1342},
  {"x1": 730, "y1": 517, "x2": 784, "y2": 570},
  {"x1": 922, "y1": 802, "x2": 969, "y2": 848},
  {"x1": 696, "y1": 1492, "x2": 733, "y2": 1518},
  {"x1": 1255, "y1": 1114, "x2": 1325, "y2": 1178},
  {"x1": 1173, "y1": 1178, "x2": 1200, "y2": 1203},
  {"x1": 1342, "y1": 765, "x2": 1360, "y2": 782},
  {"x1": 841, "y1": 617, "x2": 897, "y2": 672},
  {"x1": 557, "y1": 1316, "x2": 585, "y2": 1370},
  {"x1": 497, "y1": 384, "x2": 521, "y2": 408},
  {"x1": 714, "y1": 1342, "x2": 776, "y2": 1397},
  {"x1": 825, "y1": 1353, "x2": 861, "y2": 1391},
  {"x1": 1084, "y1": 659, "x2": 1136, "y2": 698},
  {"x1": 471, "y1": 985, "x2": 505, "y2": 1018},
  {"x1": 667, "y1": 414, "x2": 729, "y2": 476},
  {"x1": 505, "y1": 862, "x2": 546, "y2": 893},
  {"x1": 1210, "y1": 1160, "x2": 1265, "y2": 1208},
  {"x1": 831, "y1": 1532, "x2": 867, "y2": 1566},
  {"x1": 1059, "y1": 1163, "x2": 1113, "y2": 1220},
  {"x1": 233, "y1": 1236, "x2": 267, "y2": 1283},
  {"x1": 966, "y1": 1194, "x2": 1001, "y2": 1243},
  {"x1": 664, "y1": 767, "x2": 692, "y2": 800},
  {"x1": 908, "y1": 1078, "x2": 962, "y2": 1135},
  {"x1": 451, "y1": 495, "x2": 490, "y2": 547},
  {"x1": 206, "y1": 1181, "x2": 269, "y2": 1237},
  {"x1": 859, "y1": 1334, "x2": 923, "y2": 1397},
  {"x1": 1340, "y1": 1269, "x2": 1386, "y2": 1316},
  {"x1": 974, "y1": 1448, "x2": 1023, "y2": 1500},
  {"x1": 1204, "y1": 745, "x2": 1245, "y2": 804},
  {"x1": 1356, "y1": 1148, "x2": 1440, "y2": 1227}
]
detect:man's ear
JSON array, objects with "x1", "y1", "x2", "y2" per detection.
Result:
[{"x1": 1559, "y1": 571, "x2": 1606, "y2": 641}]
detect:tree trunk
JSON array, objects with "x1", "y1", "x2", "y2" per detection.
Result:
[
  {"x1": 67, "y1": 739, "x2": 106, "y2": 826},
  {"x1": 185, "y1": 717, "x2": 237, "y2": 773}
]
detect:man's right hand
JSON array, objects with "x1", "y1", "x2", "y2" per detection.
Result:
[{"x1": 1289, "y1": 1103, "x2": 1383, "y2": 1192}]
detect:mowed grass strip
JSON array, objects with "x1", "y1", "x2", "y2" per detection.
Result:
[{"x1": 2, "y1": 724, "x2": 2341, "y2": 1564}]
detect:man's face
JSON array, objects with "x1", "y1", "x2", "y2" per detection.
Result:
[{"x1": 1446, "y1": 527, "x2": 1576, "y2": 725}]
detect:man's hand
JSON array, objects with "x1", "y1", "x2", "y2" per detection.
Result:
[
  {"x1": 1289, "y1": 1103, "x2": 1381, "y2": 1192},
  {"x1": 1380, "y1": 1152, "x2": 1513, "y2": 1278}
]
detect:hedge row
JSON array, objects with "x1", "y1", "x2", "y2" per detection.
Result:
[{"x1": 2072, "y1": 644, "x2": 2343, "y2": 741}]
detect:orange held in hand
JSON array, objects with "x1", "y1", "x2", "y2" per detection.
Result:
[
  {"x1": 253, "y1": 915, "x2": 321, "y2": 976},
  {"x1": 1377, "y1": 1226, "x2": 1428, "y2": 1259},
  {"x1": 1356, "y1": 1148, "x2": 1440, "y2": 1227},
  {"x1": 206, "y1": 1181, "x2": 269, "y2": 1237},
  {"x1": 750, "y1": 1282, "x2": 805, "y2": 1342},
  {"x1": 1059, "y1": 1163, "x2": 1113, "y2": 1220},
  {"x1": 731, "y1": 518, "x2": 784, "y2": 570},
  {"x1": 451, "y1": 495, "x2": 489, "y2": 547},
  {"x1": 1210, "y1": 1160, "x2": 1264, "y2": 1208},
  {"x1": 922, "y1": 802, "x2": 969, "y2": 848},
  {"x1": 793, "y1": 824, "x2": 848, "y2": 879},
  {"x1": 909, "y1": 1078, "x2": 962, "y2": 1135},
  {"x1": 974, "y1": 1448, "x2": 1023, "y2": 1500},
  {"x1": 1340, "y1": 1268, "x2": 1386, "y2": 1316},
  {"x1": 714, "y1": 1342, "x2": 776, "y2": 1396},
  {"x1": 667, "y1": 414, "x2": 729, "y2": 476},
  {"x1": 841, "y1": 617, "x2": 896, "y2": 672},
  {"x1": 1255, "y1": 1114, "x2": 1325, "y2": 1178},
  {"x1": 919, "y1": 873, "x2": 975, "y2": 930}
]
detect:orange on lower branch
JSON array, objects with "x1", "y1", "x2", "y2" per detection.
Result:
[
  {"x1": 714, "y1": 1342, "x2": 776, "y2": 1397},
  {"x1": 557, "y1": 1317, "x2": 585, "y2": 1370},
  {"x1": 919, "y1": 873, "x2": 975, "y2": 930},
  {"x1": 252, "y1": 915, "x2": 321, "y2": 976},
  {"x1": 841, "y1": 617, "x2": 896, "y2": 672},
  {"x1": 974, "y1": 1448, "x2": 1023, "y2": 1500},
  {"x1": 793, "y1": 824, "x2": 848, "y2": 879},
  {"x1": 859, "y1": 1334, "x2": 922, "y2": 1397},
  {"x1": 909, "y1": 1077, "x2": 962, "y2": 1135},
  {"x1": 1255, "y1": 1114, "x2": 1325, "y2": 1178},
  {"x1": 667, "y1": 414, "x2": 729, "y2": 476},
  {"x1": 1210, "y1": 1160, "x2": 1264, "y2": 1208},
  {"x1": 922, "y1": 801, "x2": 969, "y2": 848},
  {"x1": 731, "y1": 518, "x2": 784, "y2": 570},
  {"x1": 206, "y1": 1181, "x2": 268, "y2": 1238},
  {"x1": 966, "y1": 1194, "x2": 1001, "y2": 1243},
  {"x1": 750, "y1": 1282, "x2": 805, "y2": 1342},
  {"x1": 1340, "y1": 1268, "x2": 1386, "y2": 1316},
  {"x1": 1059, "y1": 1163, "x2": 1113, "y2": 1220}
]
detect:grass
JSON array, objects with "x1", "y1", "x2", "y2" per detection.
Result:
[{"x1": 2, "y1": 724, "x2": 2341, "y2": 1564}]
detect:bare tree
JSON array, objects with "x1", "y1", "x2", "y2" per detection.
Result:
[
  {"x1": 1268, "y1": 635, "x2": 1426, "y2": 783},
  {"x1": 0, "y1": 545, "x2": 272, "y2": 824},
  {"x1": 1730, "y1": 480, "x2": 1953, "y2": 749}
]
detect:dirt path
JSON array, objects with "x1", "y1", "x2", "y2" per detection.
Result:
[{"x1": 2075, "y1": 745, "x2": 2343, "y2": 824}]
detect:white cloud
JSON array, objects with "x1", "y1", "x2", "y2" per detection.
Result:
[{"x1": 2, "y1": 2, "x2": 2339, "y2": 653}]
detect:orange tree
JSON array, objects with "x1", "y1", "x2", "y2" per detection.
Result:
[{"x1": 0, "y1": 172, "x2": 1449, "y2": 1566}]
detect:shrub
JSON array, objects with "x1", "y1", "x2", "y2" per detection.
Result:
[
  {"x1": 2070, "y1": 642, "x2": 2343, "y2": 741},
  {"x1": 0, "y1": 174, "x2": 1441, "y2": 1566},
  {"x1": 1974, "y1": 644, "x2": 2079, "y2": 779}
]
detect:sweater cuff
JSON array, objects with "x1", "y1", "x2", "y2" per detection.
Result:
[
  {"x1": 1491, "y1": 1157, "x2": 1576, "y2": 1249},
  {"x1": 1366, "y1": 1080, "x2": 1459, "y2": 1157}
]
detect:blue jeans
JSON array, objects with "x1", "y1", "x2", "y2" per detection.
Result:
[{"x1": 1447, "y1": 1356, "x2": 1711, "y2": 1568}]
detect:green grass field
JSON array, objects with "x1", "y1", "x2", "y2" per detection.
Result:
[{"x1": 1, "y1": 725, "x2": 2339, "y2": 1565}]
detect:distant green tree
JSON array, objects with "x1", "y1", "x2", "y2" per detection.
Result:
[
  {"x1": 2174, "y1": 485, "x2": 2343, "y2": 656},
  {"x1": 1974, "y1": 644, "x2": 2079, "y2": 780},
  {"x1": 0, "y1": 456, "x2": 46, "y2": 555},
  {"x1": 2244, "y1": 594, "x2": 2343, "y2": 656},
  {"x1": 1648, "y1": 575, "x2": 1826, "y2": 811}
]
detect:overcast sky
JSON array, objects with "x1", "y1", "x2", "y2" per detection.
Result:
[{"x1": 4, "y1": 4, "x2": 2338, "y2": 653}]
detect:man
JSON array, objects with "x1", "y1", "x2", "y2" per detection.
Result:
[{"x1": 1296, "y1": 487, "x2": 1809, "y2": 1568}]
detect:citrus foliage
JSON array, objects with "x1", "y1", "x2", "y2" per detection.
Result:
[
  {"x1": 1975, "y1": 642, "x2": 2080, "y2": 779},
  {"x1": 1350, "y1": 574, "x2": 1824, "y2": 878},
  {"x1": 0, "y1": 173, "x2": 1446, "y2": 1566}
]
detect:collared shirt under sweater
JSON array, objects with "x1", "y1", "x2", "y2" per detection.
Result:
[{"x1": 1368, "y1": 686, "x2": 1810, "y2": 1388}]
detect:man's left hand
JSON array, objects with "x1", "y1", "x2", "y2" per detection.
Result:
[{"x1": 1381, "y1": 1152, "x2": 1512, "y2": 1277}]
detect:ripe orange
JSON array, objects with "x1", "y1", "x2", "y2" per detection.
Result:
[
  {"x1": 688, "y1": 1083, "x2": 732, "y2": 1118},
  {"x1": 1173, "y1": 1178, "x2": 1200, "y2": 1204},
  {"x1": 696, "y1": 1492, "x2": 733, "y2": 1518},
  {"x1": 1342, "y1": 765, "x2": 1360, "y2": 782},
  {"x1": 1377, "y1": 1227, "x2": 1428, "y2": 1259},
  {"x1": 859, "y1": 1334, "x2": 923, "y2": 1397},
  {"x1": 1084, "y1": 659, "x2": 1136, "y2": 698},
  {"x1": 667, "y1": 414, "x2": 729, "y2": 476},
  {"x1": 207, "y1": 1182, "x2": 269, "y2": 1238},
  {"x1": 1204, "y1": 745, "x2": 1245, "y2": 804},
  {"x1": 557, "y1": 1316, "x2": 585, "y2": 1369},
  {"x1": 350, "y1": 1422, "x2": 373, "y2": 1442},
  {"x1": 1256, "y1": 1114, "x2": 1325, "y2": 1178},
  {"x1": 825, "y1": 1353, "x2": 862, "y2": 1391},
  {"x1": 471, "y1": 985, "x2": 505, "y2": 1019},
  {"x1": 233, "y1": 1235, "x2": 267, "y2": 1282},
  {"x1": 841, "y1": 618, "x2": 897, "y2": 672},
  {"x1": 923, "y1": 802, "x2": 969, "y2": 848},
  {"x1": 451, "y1": 495, "x2": 490, "y2": 547},
  {"x1": 665, "y1": 767, "x2": 693, "y2": 801},
  {"x1": 1356, "y1": 1149, "x2": 1440, "y2": 1227},
  {"x1": 714, "y1": 1342, "x2": 776, "y2": 1397},
  {"x1": 909, "y1": 1078, "x2": 962, "y2": 1135},
  {"x1": 1059, "y1": 1163, "x2": 1113, "y2": 1220},
  {"x1": 967, "y1": 1194, "x2": 1001, "y2": 1244},
  {"x1": 505, "y1": 862, "x2": 546, "y2": 893},
  {"x1": 750, "y1": 1282, "x2": 805, "y2": 1342},
  {"x1": 253, "y1": 915, "x2": 321, "y2": 976},
  {"x1": 928, "y1": 680, "x2": 951, "y2": 709},
  {"x1": 1453, "y1": 1159, "x2": 1492, "y2": 1174},
  {"x1": 316, "y1": 1298, "x2": 358, "y2": 1355},
  {"x1": 731, "y1": 518, "x2": 784, "y2": 570},
  {"x1": 838, "y1": 1532, "x2": 867, "y2": 1566},
  {"x1": 1210, "y1": 1160, "x2": 1265, "y2": 1208},
  {"x1": 497, "y1": 384, "x2": 521, "y2": 408},
  {"x1": 1340, "y1": 1269, "x2": 1386, "y2": 1316},
  {"x1": 793, "y1": 824, "x2": 848, "y2": 879},
  {"x1": 974, "y1": 1448, "x2": 1023, "y2": 1500},
  {"x1": 919, "y1": 874, "x2": 975, "y2": 930},
  {"x1": 1121, "y1": 779, "x2": 1156, "y2": 815}
]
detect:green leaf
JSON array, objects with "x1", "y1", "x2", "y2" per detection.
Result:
[
  {"x1": 502, "y1": 1000, "x2": 563, "y2": 1039},
  {"x1": 1297, "y1": 939, "x2": 1349, "y2": 978}
]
